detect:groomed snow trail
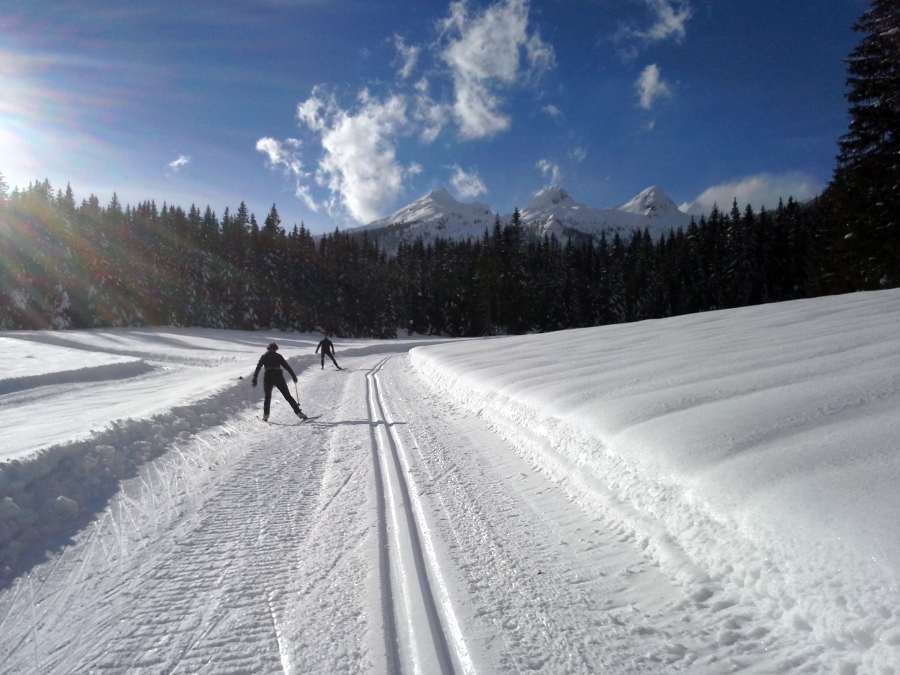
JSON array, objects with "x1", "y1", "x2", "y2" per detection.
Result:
[{"x1": 1, "y1": 350, "x2": 757, "y2": 674}]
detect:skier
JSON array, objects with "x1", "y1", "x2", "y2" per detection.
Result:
[
  {"x1": 252, "y1": 343, "x2": 307, "y2": 421},
  {"x1": 315, "y1": 335, "x2": 341, "y2": 370}
]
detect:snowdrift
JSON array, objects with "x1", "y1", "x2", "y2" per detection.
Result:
[{"x1": 411, "y1": 289, "x2": 900, "y2": 669}]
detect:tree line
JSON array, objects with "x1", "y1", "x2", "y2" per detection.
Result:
[
  {"x1": 0, "y1": 182, "x2": 397, "y2": 337},
  {"x1": 0, "y1": 178, "x2": 851, "y2": 338}
]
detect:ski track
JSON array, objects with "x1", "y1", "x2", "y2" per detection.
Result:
[{"x1": 0, "y1": 349, "x2": 763, "y2": 674}]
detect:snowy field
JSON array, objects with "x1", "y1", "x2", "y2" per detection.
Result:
[{"x1": 1, "y1": 290, "x2": 899, "y2": 674}]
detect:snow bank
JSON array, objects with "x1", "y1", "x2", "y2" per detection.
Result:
[
  {"x1": 0, "y1": 336, "x2": 139, "y2": 378},
  {"x1": 0, "y1": 378, "x2": 260, "y2": 581},
  {"x1": 0, "y1": 337, "x2": 150, "y2": 396},
  {"x1": 411, "y1": 289, "x2": 900, "y2": 672}
]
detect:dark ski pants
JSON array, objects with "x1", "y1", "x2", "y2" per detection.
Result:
[
  {"x1": 263, "y1": 370, "x2": 300, "y2": 416},
  {"x1": 321, "y1": 351, "x2": 339, "y2": 369}
]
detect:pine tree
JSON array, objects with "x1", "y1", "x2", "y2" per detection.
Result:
[
  {"x1": 821, "y1": 0, "x2": 900, "y2": 289},
  {"x1": 264, "y1": 204, "x2": 281, "y2": 234},
  {"x1": 837, "y1": 0, "x2": 900, "y2": 181}
]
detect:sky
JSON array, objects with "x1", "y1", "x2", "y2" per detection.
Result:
[{"x1": 0, "y1": 0, "x2": 867, "y2": 234}]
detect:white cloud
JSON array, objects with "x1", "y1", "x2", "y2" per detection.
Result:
[
  {"x1": 536, "y1": 159, "x2": 561, "y2": 185},
  {"x1": 569, "y1": 146, "x2": 587, "y2": 163},
  {"x1": 168, "y1": 155, "x2": 190, "y2": 171},
  {"x1": 297, "y1": 88, "x2": 419, "y2": 224},
  {"x1": 394, "y1": 35, "x2": 421, "y2": 79},
  {"x1": 256, "y1": 137, "x2": 319, "y2": 210},
  {"x1": 636, "y1": 0, "x2": 692, "y2": 43},
  {"x1": 256, "y1": 137, "x2": 304, "y2": 176},
  {"x1": 680, "y1": 172, "x2": 823, "y2": 215},
  {"x1": 542, "y1": 104, "x2": 563, "y2": 119},
  {"x1": 440, "y1": 0, "x2": 555, "y2": 139},
  {"x1": 616, "y1": 0, "x2": 692, "y2": 58},
  {"x1": 449, "y1": 164, "x2": 487, "y2": 198},
  {"x1": 636, "y1": 63, "x2": 671, "y2": 110},
  {"x1": 294, "y1": 183, "x2": 319, "y2": 212},
  {"x1": 258, "y1": 0, "x2": 558, "y2": 220},
  {"x1": 413, "y1": 91, "x2": 450, "y2": 144}
]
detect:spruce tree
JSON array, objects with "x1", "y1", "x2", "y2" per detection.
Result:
[
  {"x1": 822, "y1": 0, "x2": 900, "y2": 290},
  {"x1": 837, "y1": 0, "x2": 900, "y2": 181},
  {"x1": 264, "y1": 204, "x2": 281, "y2": 234}
]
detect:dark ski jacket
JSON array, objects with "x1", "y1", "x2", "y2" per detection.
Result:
[
  {"x1": 315, "y1": 338, "x2": 335, "y2": 355},
  {"x1": 253, "y1": 351, "x2": 297, "y2": 382}
]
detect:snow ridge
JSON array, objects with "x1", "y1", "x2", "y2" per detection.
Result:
[{"x1": 409, "y1": 289, "x2": 900, "y2": 674}]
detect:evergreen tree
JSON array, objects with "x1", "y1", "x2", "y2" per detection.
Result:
[
  {"x1": 837, "y1": 0, "x2": 900, "y2": 181},
  {"x1": 264, "y1": 204, "x2": 281, "y2": 234},
  {"x1": 820, "y1": 0, "x2": 900, "y2": 290}
]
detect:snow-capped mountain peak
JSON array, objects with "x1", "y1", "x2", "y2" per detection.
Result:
[
  {"x1": 515, "y1": 184, "x2": 692, "y2": 241},
  {"x1": 616, "y1": 186, "x2": 682, "y2": 220},
  {"x1": 357, "y1": 187, "x2": 494, "y2": 249},
  {"x1": 353, "y1": 184, "x2": 694, "y2": 251},
  {"x1": 523, "y1": 185, "x2": 573, "y2": 210}
]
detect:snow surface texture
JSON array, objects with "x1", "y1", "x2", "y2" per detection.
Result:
[
  {"x1": 356, "y1": 185, "x2": 692, "y2": 251},
  {"x1": 411, "y1": 289, "x2": 900, "y2": 674},
  {"x1": 0, "y1": 329, "x2": 433, "y2": 580},
  {"x1": 1, "y1": 292, "x2": 899, "y2": 674}
]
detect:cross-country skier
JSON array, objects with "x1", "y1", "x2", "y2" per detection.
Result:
[
  {"x1": 315, "y1": 335, "x2": 341, "y2": 370},
  {"x1": 252, "y1": 343, "x2": 307, "y2": 422}
]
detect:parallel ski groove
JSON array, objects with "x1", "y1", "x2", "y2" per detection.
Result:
[
  {"x1": 366, "y1": 357, "x2": 402, "y2": 675},
  {"x1": 366, "y1": 357, "x2": 460, "y2": 675}
]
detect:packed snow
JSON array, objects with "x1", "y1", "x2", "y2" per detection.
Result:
[{"x1": 1, "y1": 290, "x2": 899, "y2": 674}]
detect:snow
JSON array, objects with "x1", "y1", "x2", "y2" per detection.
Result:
[
  {"x1": 354, "y1": 184, "x2": 695, "y2": 251},
  {"x1": 359, "y1": 187, "x2": 495, "y2": 250},
  {"x1": 515, "y1": 185, "x2": 693, "y2": 241},
  {"x1": 2, "y1": 291, "x2": 900, "y2": 674}
]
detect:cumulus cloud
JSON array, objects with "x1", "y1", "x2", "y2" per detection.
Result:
[
  {"x1": 449, "y1": 164, "x2": 488, "y2": 198},
  {"x1": 636, "y1": 64, "x2": 671, "y2": 110},
  {"x1": 297, "y1": 88, "x2": 420, "y2": 224},
  {"x1": 680, "y1": 172, "x2": 823, "y2": 215},
  {"x1": 536, "y1": 159, "x2": 561, "y2": 185},
  {"x1": 394, "y1": 35, "x2": 421, "y2": 79},
  {"x1": 440, "y1": 0, "x2": 555, "y2": 139},
  {"x1": 257, "y1": 0, "x2": 556, "y2": 221},
  {"x1": 168, "y1": 155, "x2": 190, "y2": 171}
]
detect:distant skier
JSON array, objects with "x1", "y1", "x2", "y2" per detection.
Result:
[
  {"x1": 316, "y1": 335, "x2": 341, "y2": 370},
  {"x1": 252, "y1": 343, "x2": 307, "y2": 422}
]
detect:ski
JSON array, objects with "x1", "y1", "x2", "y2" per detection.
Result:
[{"x1": 258, "y1": 415, "x2": 321, "y2": 426}]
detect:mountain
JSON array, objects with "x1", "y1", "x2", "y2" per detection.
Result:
[
  {"x1": 354, "y1": 188, "x2": 494, "y2": 250},
  {"x1": 352, "y1": 185, "x2": 694, "y2": 251},
  {"x1": 513, "y1": 185, "x2": 693, "y2": 241}
]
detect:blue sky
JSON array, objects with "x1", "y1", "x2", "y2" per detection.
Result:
[{"x1": 1, "y1": 0, "x2": 866, "y2": 233}]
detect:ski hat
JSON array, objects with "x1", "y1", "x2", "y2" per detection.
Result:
[{"x1": 267, "y1": 343, "x2": 278, "y2": 351}]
